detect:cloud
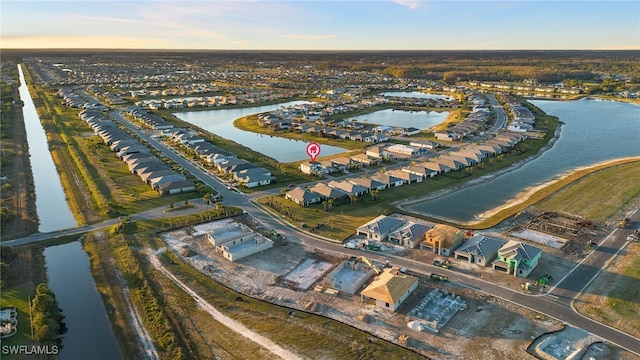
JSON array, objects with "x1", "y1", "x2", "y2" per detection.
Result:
[{"x1": 393, "y1": 0, "x2": 420, "y2": 10}]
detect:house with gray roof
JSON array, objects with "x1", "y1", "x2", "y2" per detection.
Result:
[
  {"x1": 492, "y1": 240, "x2": 542, "y2": 278},
  {"x1": 388, "y1": 222, "x2": 431, "y2": 248},
  {"x1": 356, "y1": 215, "x2": 405, "y2": 242},
  {"x1": 454, "y1": 235, "x2": 507, "y2": 266}
]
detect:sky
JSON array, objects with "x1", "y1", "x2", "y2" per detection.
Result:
[{"x1": 1, "y1": 0, "x2": 639, "y2": 50}]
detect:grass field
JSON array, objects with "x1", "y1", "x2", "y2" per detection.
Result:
[
  {"x1": 0, "y1": 284, "x2": 34, "y2": 346},
  {"x1": 532, "y1": 161, "x2": 640, "y2": 223}
]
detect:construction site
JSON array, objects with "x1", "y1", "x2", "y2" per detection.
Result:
[
  {"x1": 509, "y1": 211, "x2": 600, "y2": 255},
  {"x1": 155, "y1": 212, "x2": 630, "y2": 359}
]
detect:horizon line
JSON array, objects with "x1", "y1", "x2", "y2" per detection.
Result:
[{"x1": 2, "y1": 48, "x2": 639, "y2": 52}]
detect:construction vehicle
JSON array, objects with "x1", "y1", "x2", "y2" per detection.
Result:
[
  {"x1": 430, "y1": 273, "x2": 448, "y2": 282},
  {"x1": 434, "y1": 259, "x2": 451, "y2": 269},
  {"x1": 360, "y1": 256, "x2": 382, "y2": 275},
  {"x1": 619, "y1": 217, "x2": 630, "y2": 228}
]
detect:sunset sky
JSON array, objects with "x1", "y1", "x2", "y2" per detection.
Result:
[{"x1": 2, "y1": 0, "x2": 639, "y2": 50}]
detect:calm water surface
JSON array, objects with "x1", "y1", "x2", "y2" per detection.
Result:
[
  {"x1": 350, "y1": 108, "x2": 448, "y2": 130},
  {"x1": 175, "y1": 101, "x2": 347, "y2": 162},
  {"x1": 44, "y1": 241, "x2": 122, "y2": 360},
  {"x1": 405, "y1": 99, "x2": 640, "y2": 222},
  {"x1": 380, "y1": 91, "x2": 454, "y2": 100},
  {"x1": 17, "y1": 65, "x2": 76, "y2": 232}
]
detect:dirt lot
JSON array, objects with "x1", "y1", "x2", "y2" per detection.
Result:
[{"x1": 156, "y1": 213, "x2": 632, "y2": 359}]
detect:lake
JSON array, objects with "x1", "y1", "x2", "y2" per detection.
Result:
[
  {"x1": 350, "y1": 108, "x2": 448, "y2": 130},
  {"x1": 380, "y1": 91, "x2": 454, "y2": 100},
  {"x1": 403, "y1": 98, "x2": 640, "y2": 222},
  {"x1": 174, "y1": 101, "x2": 347, "y2": 163}
]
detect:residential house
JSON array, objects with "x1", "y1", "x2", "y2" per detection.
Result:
[
  {"x1": 300, "y1": 161, "x2": 327, "y2": 175},
  {"x1": 387, "y1": 169, "x2": 422, "y2": 184},
  {"x1": 233, "y1": 168, "x2": 274, "y2": 188},
  {"x1": 348, "y1": 177, "x2": 386, "y2": 191},
  {"x1": 371, "y1": 172, "x2": 404, "y2": 188},
  {"x1": 350, "y1": 153, "x2": 380, "y2": 166},
  {"x1": 356, "y1": 215, "x2": 405, "y2": 241},
  {"x1": 309, "y1": 183, "x2": 349, "y2": 201},
  {"x1": 420, "y1": 224, "x2": 465, "y2": 256},
  {"x1": 360, "y1": 268, "x2": 419, "y2": 312},
  {"x1": 156, "y1": 180, "x2": 196, "y2": 195},
  {"x1": 421, "y1": 161, "x2": 451, "y2": 174},
  {"x1": 327, "y1": 180, "x2": 368, "y2": 196},
  {"x1": 402, "y1": 165, "x2": 438, "y2": 179},
  {"x1": 454, "y1": 235, "x2": 507, "y2": 266},
  {"x1": 366, "y1": 144, "x2": 394, "y2": 160},
  {"x1": 285, "y1": 187, "x2": 322, "y2": 207},
  {"x1": 388, "y1": 222, "x2": 432, "y2": 248},
  {"x1": 410, "y1": 140, "x2": 438, "y2": 150},
  {"x1": 387, "y1": 144, "x2": 419, "y2": 158},
  {"x1": 492, "y1": 241, "x2": 542, "y2": 278}
]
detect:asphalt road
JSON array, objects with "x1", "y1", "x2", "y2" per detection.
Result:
[{"x1": 5, "y1": 108, "x2": 638, "y2": 355}]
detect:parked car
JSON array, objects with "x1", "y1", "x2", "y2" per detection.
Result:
[{"x1": 627, "y1": 234, "x2": 638, "y2": 241}]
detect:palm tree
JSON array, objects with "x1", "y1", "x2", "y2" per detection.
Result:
[
  {"x1": 203, "y1": 192, "x2": 212, "y2": 205},
  {"x1": 370, "y1": 189, "x2": 380, "y2": 201},
  {"x1": 327, "y1": 199, "x2": 334, "y2": 211},
  {"x1": 280, "y1": 187, "x2": 288, "y2": 197},
  {"x1": 322, "y1": 200, "x2": 328, "y2": 211},
  {"x1": 349, "y1": 194, "x2": 358, "y2": 205},
  {"x1": 466, "y1": 166, "x2": 474, "y2": 175}
]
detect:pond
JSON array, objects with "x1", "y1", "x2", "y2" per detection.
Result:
[
  {"x1": 350, "y1": 108, "x2": 449, "y2": 130},
  {"x1": 174, "y1": 101, "x2": 347, "y2": 163}
]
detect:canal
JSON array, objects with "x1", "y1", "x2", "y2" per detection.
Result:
[
  {"x1": 20, "y1": 64, "x2": 122, "y2": 359},
  {"x1": 17, "y1": 64, "x2": 76, "y2": 232}
]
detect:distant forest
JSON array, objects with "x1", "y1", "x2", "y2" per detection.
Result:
[{"x1": 3, "y1": 49, "x2": 639, "y2": 85}]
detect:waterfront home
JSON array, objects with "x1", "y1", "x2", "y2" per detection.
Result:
[
  {"x1": 347, "y1": 177, "x2": 386, "y2": 191},
  {"x1": 402, "y1": 165, "x2": 438, "y2": 179},
  {"x1": 387, "y1": 169, "x2": 422, "y2": 184},
  {"x1": 370, "y1": 172, "x2": 404, "y2": 188}
]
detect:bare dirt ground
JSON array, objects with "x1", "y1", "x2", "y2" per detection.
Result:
[{"x1": 158, "y1": 215, "x2": 593, "y2": 359}]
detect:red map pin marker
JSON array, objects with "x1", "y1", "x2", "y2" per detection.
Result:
[{"x1": 306, "y1": 142, "x2": 321, "y2": 162}]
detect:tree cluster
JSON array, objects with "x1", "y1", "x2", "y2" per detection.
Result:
[{"x1": 31, "y1": 283, "x2": 65, "y2": 342}]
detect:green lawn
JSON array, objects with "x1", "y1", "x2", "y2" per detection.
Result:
[
  {"x1": 0, "y1": 284, "x2": 34, "y2": 346},
  {"x1": 533, "y1": 161, "x2": 640, "y2": 223}
]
